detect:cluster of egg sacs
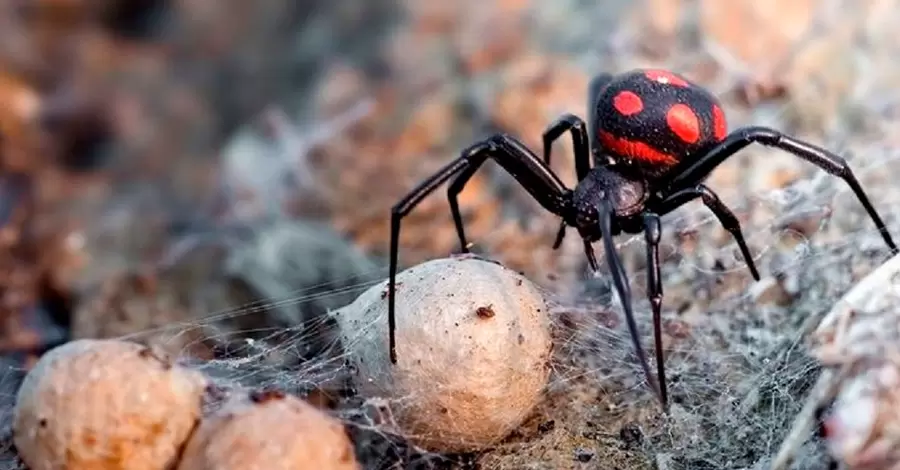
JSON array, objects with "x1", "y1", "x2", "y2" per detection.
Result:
[{"x1": 12, "y1": 256, "x2": 554, "y2": 469}]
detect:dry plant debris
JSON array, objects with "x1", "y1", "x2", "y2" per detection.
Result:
[
  {"x1": 774, "y1": 253, "x2": 900, "y2": 469},
  {"x1": 331, "y1": 255, "x2": 552, "y2": 453}
]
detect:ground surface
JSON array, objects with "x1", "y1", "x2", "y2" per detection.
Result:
[{"x1": 1, "y1": 1, "x2": 899, "y2": 469}]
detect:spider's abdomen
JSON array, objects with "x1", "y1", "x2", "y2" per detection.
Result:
[{"x1": 594, "y1": 69, "x2": 728, "y2": 178}]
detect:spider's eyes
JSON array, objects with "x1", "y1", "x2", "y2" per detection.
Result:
[{"x1": 575, "y1": 205, "x2": 599, "y2": 227}]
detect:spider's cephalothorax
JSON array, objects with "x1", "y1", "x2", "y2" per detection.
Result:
[
  {"x1": 593, "y1": 69, "x2": 728, "y2": 179},
  {"x1": 386, "y1": 68, "x2": 899, "y2": 413},
  {"x1": 569, "y1": 168, "x2": 648, "y2": 240}
]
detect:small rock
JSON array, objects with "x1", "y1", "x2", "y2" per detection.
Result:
[
  {"x1": 574, "y1": 447, "x2": 594, "y2": 462},
  {"x1": 748, "y1": 276, "x2": 794, "y2": 307}
]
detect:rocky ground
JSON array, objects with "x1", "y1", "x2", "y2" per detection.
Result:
[{"x1": 1, "y1": 0, "x2": 899, "y2": 469}]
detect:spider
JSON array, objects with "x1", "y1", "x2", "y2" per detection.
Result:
[{"x1": 386, "y1": 68, "x2": 898, "y2": 411}]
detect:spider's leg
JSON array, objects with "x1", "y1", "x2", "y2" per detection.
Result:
[
  {"x1": 642, "y1": 212, "x2": 669, "y2": 410},
  {"x1": 542, "y1": 72, "x2": 613, "y2": 250},
  {"x1": 446, "y1": 163, "x2": 481, "y2": 254},
  {"x1": 395, "y1": 134, "x2": 570, "y2": 363},
  {"x1": 588, "y1": 199, "x2": 664, "y2": 407},
  {"x1": 583, "y1": 238, "x2": 599, "y2": 270},
  {"x1": 445, "y1": 134, "x2": 570, "y2": 255},
  {"x1": 541, "y1": 113, "x2": 592, "y2": 250},
  {"x1": 667, "y1": 126, "x2": 898, "y2": 253},
  {"x1": 391, "y1": 156, "x2": 471, "y2": 363},
  {"x1": 542, "y1": 113, "x2": 591, "y2": 181},
  {"x1": 656, "y1": 184, "x2": 761, "y2": 280},
  {"x1": 552, "y1": 220, "x2": 567, "y2": 249}
]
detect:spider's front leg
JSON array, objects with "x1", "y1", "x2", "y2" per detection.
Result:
[
  {"x1": 642, "y1": 212, "x2": 669, "y2": 410},
  {"x1": 583, "y1": 199, "x2": 664, "y2": 407},
  {"x1": 667, "y1": 126, "x2": 898, "y2": 253},
  {"x1": 391, "y1": 134, "x2": 570, "y2": 363}
]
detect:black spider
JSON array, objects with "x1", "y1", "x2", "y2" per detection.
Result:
[{"x1": 386, "y1": 68, "x2": 898, "y2": 411}]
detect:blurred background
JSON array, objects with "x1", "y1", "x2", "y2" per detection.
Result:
[{"x1": 1, "y1": 0, "x2": 899, "y2": 467}]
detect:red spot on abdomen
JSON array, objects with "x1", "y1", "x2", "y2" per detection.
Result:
[
  {"x1": 666, "y1": 104, "x2": 701, "y2": 144},
  {"x1": 645, "y1": 70, "x2": 690, "y2": 88},
  {"x1": 613, "y1": 91, "x2": 643, "y2": 116},
  {"x1": 599, "y1": 131, "x2": 678, "y2": 167},
  {"x1": 712, "y1": 105, "x2": 728, "y2": 141}
]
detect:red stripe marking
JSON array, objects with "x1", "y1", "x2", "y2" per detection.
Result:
[
  {"x1": 599, "y1": 131, "x2": 678, "y2": 166},
  {"x1": 645, "y1": 69, "x2": 690, "y2": 88},
  {"x1": 612, "y1": 91, "x2": 643, "y2": 116},
  {"x1": 712, "y1": 105, "x2": 728, "y2": 141},
  {"x1": 666, "y1": 104, "x2": 701, "y2": 144}
]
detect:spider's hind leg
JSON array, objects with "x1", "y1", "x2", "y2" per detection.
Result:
[{"x1": 668, "y1": 126, "x2": 898, "y2": 254}]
